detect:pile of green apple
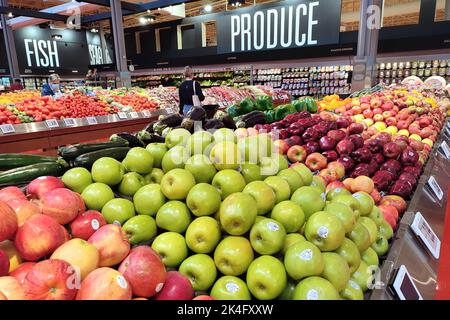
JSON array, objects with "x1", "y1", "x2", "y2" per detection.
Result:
[{"x1": 61, "y1": 127, "x2": 393, "y2": 300}]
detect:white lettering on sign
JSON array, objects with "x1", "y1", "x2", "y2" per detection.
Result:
[
  {"x1": 267, "y1": 9, "x2": 278, "y2": 49},
  {"x1": 295, "y1": 4, "x2": 307, "y2": 46},
  {"x1": 88, "y1": 44, "x2": 104, "y2": 65},
  {"x1": 280, "y1": 6, "x2": 293, "y2": 48},
  {"x1": 253, "y1": 11, "x2": 264, "y2": 50},
  {"x1": 24, "y1": 39, "x2": 60, "y2": 68}
]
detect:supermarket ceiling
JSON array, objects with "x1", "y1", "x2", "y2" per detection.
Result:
[{"x1": 0, "y1": 0, "x2": 447, "y2": 30}]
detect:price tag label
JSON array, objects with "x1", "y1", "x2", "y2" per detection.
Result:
[
  {"x1": 130, "y1": 112, "x2": 139, "y2": 119},
  {"x1": 0, "y1": 124, "x2": 15, "y2": 134},
  {"x1": 117, "y1": 112, "x2": 127, "y2": 120},
  {"x1": 45, "y1": 119, "x2": 59, "y2": 128},
  {"x1": 440, "y1": 141, "x2": 450, "y2": 159},
  {"x1": 63, "y1": 118, "x2": 76, "y2": 127},
  {"x1": 411, "y1": 212, "x2": 440, "y2": 259},
  {"x1": 142, "y1": 110, "x2": 151, "y2": 117},
  {"x1": 86, "y1": 117, "x2": 98, "y2": 125},
  {"x1": 427, "y1": 176, "x2": 443, "y2": 201}
]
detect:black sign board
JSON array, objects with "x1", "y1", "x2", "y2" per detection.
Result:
[
  {"x1": 217, "y1": 0, "x2": 341, "y2": 54},
  {"x1": 0, "y1": 32, "x2": 9, "y2": 75}
]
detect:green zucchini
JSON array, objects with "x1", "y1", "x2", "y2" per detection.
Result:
[
  {"x1": 73, "y1": 147, "x2": 130, "y2": 168},
  {"x1": 0, "y1": 162, "x2": 67, "y2": 186},
  {"x1": 58, "y1": 141, "x2": 129, "y2": 159},
  {"x1": 0, "y1": 154, "x2": 59, "y2": 170}
]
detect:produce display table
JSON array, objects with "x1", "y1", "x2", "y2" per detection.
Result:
[{"x1": 0, "y1": 109, "x2": 171, "y2": 153}]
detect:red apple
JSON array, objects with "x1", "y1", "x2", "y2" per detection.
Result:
[
  {"x1": 302, "y1": 127, "x2": 319, "y2": 142},
  {"x1": 351, "y1": 147, "x2": 372, "y2": 163},
  {"x1": 372, "y1": 153, "x2": 385, "y2": 164},
  {"x1": 350, "y1": 175, "x2": 374, "y2": 194},
  {"x1": 401, "y1": 148, "x2": 419, "y2": 165},
  {"x1": 274, "y1": 139, "x2": 290, "y2": 155},
  {"x1": 0, "y1": 249, "x2": 10, "y2": 276},
  {"x1": 350, "y1": 163, "x2": 370, "y2": 178},
  {"x1": 0, "y1": 187, "x2": 27, "y2": 206},
  {"x1": 73, "y1": 192, "x2": 86, "y2": 215},
  {"x1": 326, "y1": 181, "x2": 347, "y2": 192},
  {"x1": 385, "y1": 117, "x2": 397, "y2": 127},
  {"x1": 305, "y1": 141, "x2": 320, "y2": 154},
  {"x1": 287, "y1": 145, "x2": 308, "y2": 163},
  {"x1": 119, "y1": 246, "x2": 166, "y2": 298},
  {"x1": 88, "y1": 224, "x2": 130, "y2": 267},
  {"x1": 69, "y1": 210, "x2": 107, "y2": 240},
  {"x1": 337, "y1": 156, "x2": 355, "y2": 173},
  {"x1": 14, "y1": 202, "x2": 40, "y2": 227},
  {"x1": 373, "y1": 108, "x2": 383, "y2": 115},
  {"x1": 0, "y1": 276, "x2": 27, "y2": 300},
  {"x1": 363, "y1": 109, "x2": 373, "y2": 119},
  {"x1": 336, "y1": 139, "x2": 355, "y2": 156},
  {"x1": 0, "y1": 201, "x2": 18, "y2": 242},
  {"x1": 322, "y1": 150, "x2": 338, "y2": 162},
  {"x1": 305, "y1": 153, "x2": 328, "y2": 171},
  {"x1": 14, "y1": 214, "x2": 65, "y2": 261},
  {"x1": 76, "y1": 267, "x2": 132, "y2": 300},
  {"x1": 9, "y1": 262, "x2": 36, "y2": 284},
  {"x1": 370, "y1": 189, "x2": 382, "y2": 204},
  {"x1": 327, "y1": 129, "x2": 347, "y2": 141},
  {"x1": 379, "y1": 205, "x2": 399, "y2": 222},
  {"x1": 27, "y1": 176, "x2": 64, "y2": 200},
  {"x1": 388, "y1": 181, "x2": 413, "y2": 199},
  {"x1": 379, "y1": 195, "x2": 407, "y2": 214},
  {"x1": 327, "y1": 161, "x2": 345, "y2": 179},
  {"x1": 319, "y1": 136, "x2": 337, "y2": 151},
  {"x1": 349, "y1": 135, "x2": 364, "y2": 149},
  {"x1": 154, "y1": 271, "x2": 194, "y2": 300},
  {"x1": 372, "y1": 171, "x2": 394, "y2": 192},
  {"x1": 383, "y1": 142, "x2": 402, "y2": 159},
  {"x1": 373, "y1": 115, "x2": 384, "y2": 122},
  {"x1": 382, "y1": 111, "x2": 392, "y2": 119},
  {"x1": 318, "y1": 169, "x2": 339, "y2": 184},
  {"x1": 348, "y1": 123, "x2": 364, "y2": 134},
  {"x1": 336, "y1": 117, "x2": 351, "y2": 128},
  {"x1": 193, "y1": 295, "x2": 215, "y2": 300},
  {"x1": 40, "y1": 188, "x2": 80, "y2": 225}
]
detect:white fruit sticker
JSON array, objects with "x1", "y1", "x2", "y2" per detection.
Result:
[
  {"x1": 318, "y1": 226, "x2": 329, "y2": 239},
  {"x1": 91, "y1": 219, "x2": 100, "y2": 230},
  {"x1": 321, "y1": 193, "x2": 326, "y2": 201},
  {"x1": 335, "y1": 188, "x2": 342, "y2": 193},
  {"x1": 300, "y1": 249, "x2": 313, "y2": 261},
  {"x1": 226, "y1": 282, "x2": 239, "y2": 293},
  {"x1": 267, "y1": 221, "x2": 280, "y2": 231},
  {"x1": 306, "y1": 289, "x2": 319, "y2": 300},
  {"x1": 113, "y1": 220, "x2": 121, "y2": 226},
  {"x1": 116, "y1": 275, "x2": 127, "y2": 289},
  {"x1": 156, "y1": 282, "x2": 164, "y2": 293},
  {"x1": 353, "y1": 193, "x2": 361, "y2": 199},
  {"x1": 349, "y1": 280, "x2": 360, "y2": 290}
]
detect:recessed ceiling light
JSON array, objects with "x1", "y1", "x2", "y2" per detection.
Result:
[
  {"x1": 7, "y1": 12, "x2": 13, "y2": 18},
  {"x1": 204, "y1": 4, "x2": 212, "y2": 12},
  {"x1": 139, "y1": 17, "x2": 147, "y2": 24},
  {"x1": 90, "y1": 28, "x2": 98, "y2": 33}
]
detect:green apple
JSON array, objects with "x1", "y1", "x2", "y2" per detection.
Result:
[
  {"x1": 219, "y1": 192, "x2": 257, "y2": 235},
  {"x1": 299, "y1": 222, "x2": 306, "y2": 235},
  {"x1": 186, "y1": 183, "x2": 221, "y2": 217},
  {"x1": 340, "y1": 279, "x2": 364, "y2": 300},
  {"x1": 351, "y1": 260, "x2": 373, "y2": 292},
  {"x1": 291, "y1": 163, "x2": 313, "y2": 186},
  {"x1": 91, "y1": 157, "x2": 125, "y2": 186},
  {"x1": 101, "y1": 198, "x2": 136, "y2": 225},
  {"x1": 256, "y1": 133, "x2": 274, "y2": 161},
  {"x1": 291, "y1": 186, "x2": 326, "y2": 220},
  {"x1": 186, "y1": 130, "x2": 214, "y2": 155},
  {"x1": 347, "y1": 221, "x2": 371, "y2": 252},
  {"x1": 321, "y1": 252, "x2": 350, "y2": 291},
  {"x1": 241, "y1": 162, "x2": 263, "y2": 183},
  {"x1": 145, "y1": 143, "x2": 168, "y2": 168},
  {"x1": 272, "y1": 154, "x2": 289, "y2": 171},
  {"x1": 214, "y1": 236, "x2": 254, "y2": 276},
  {"x1": 264, "y1": 176, "x2": 291, "y2": 204},
  {"x1": 151, "y1": 232, "x2": 188, "y2": 267},
  {"x1": 62, "y1": 167, "x2": 92, "y2": 193},
  {"x1": 210, "y1": 276, "x2": 251, "y2": 300},
  {"x1": 237, "y1": 135, "x2": 271, "y2": 163},
  {"x1": 371, "y1": 235, "x2": 389, "y2": 256},
  {"x1": 326, "y1": 187, "x2": 351, "y2": 201},
  {"x1": 213, "y1": 128, "x2": 236, "y2": 144},
  {"x1": 282, "y1": 233, "x2": 306, "y2": 255},
  {"x1": 250, "y1": 218, "x2": 286, "y2": 255},
  {"x1": 212, "y1": 169, "x2": 246, "y2": 200},
  {"x1": 161, "y1": 146, "x2": 189, "y2": 173},
  {"x1": 284, "y1": 241, "x2": 324, "y2": 280},
  {"x1": 243, "y1": 181, "x2": 276, "y2": 215},
  {"x1": 352, "y1": 192, "x2": 374, "y2": 216},
  {"x1": 122, "y1": 147, "x2": 154, "y2": 174},
  {"x1": 133, "y1": 184, "x2": 166, "y2": 216},
  {"x1": 369, "y1": 206, "x2": 384, "y2": 226},
  {"x1": 255, "y1": 216, "x2": 266, "y2": 225},
  {"x1": 179, "y1": 254, "x2": 217, "y2": 291},
  {"x1": 332, "y1": 195, "x2": 361, "y2": 218},
  {"x1": 293, "y1": 276, "x2": 340, "y2": 300},
  {"x1": 210, "y1": 141, "x2": 241, "y2": 171},
  {"x1": 334, "y1": 238, "x2": 361, "y2": 273},
  {"x1": 156, "y1": 200, "x2": 191, "y2": 233},
  {"x1": 378, "y1": 220, "x2": 393, "y2": 240},
  {"x1": 310, "y1": 175, "x2": 326, "y2": 193},
  {"x1": 81, "y1": 182, "x2": 114, "y2": 211},
  {"x1": 259, "y1": 156, "x2": 281, "y2": 177},
  {"x1": 184, "y1": 154, "x2": 217, "y2": 184},
  {"x1": 185, "y1": 216, "x2": 221, "y2": 254},
  {"x1": 271, "y1": 200, "x2": 305, "y2": 233},
  {"x1": 324, "y1": 202, "x2": 356, "y2": 234},
  {"x1": 305, "y1": 211, "x2": 345, "y2": 251},
  {"x1": 359, "y1": 217, "x2": 378, "y2": 244},
  {"x1": 118, "y1": 172, "x2": 145, "y2": 196},
  {"x1": 165, "y1": 128, "x2": 191, "y2": 148},
  {"x1": 122, "y1": 215, "x2": 157, "y2": 245},
  {"x1": 246, "y1": 255, "x2": 286, "y2": 300},
  {"x1": 160, "y1": 168, "x2": 196, "y2": 200},
  {"x1": 277, "y1": 281, "x2": 296, "y2": 300},
  {"x1": 277, "y1": 169, "x2": 304, "y2": 195},
  {"x1": 144, "y1": 168, "x2": 164, "y2": 185},
  {"x1": 361, "y1": 247, "x2": 379, "y2": 267}
]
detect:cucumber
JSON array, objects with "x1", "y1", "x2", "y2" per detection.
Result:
[
  {"x1": 0, "y1": 154, "x2": 59, "y2": 170},
  {"x1": 0, "y1": 162, "x2": 68, "y2": 186},
  {"x1": 73, "y1": 147, "x2": 130, "y2": 168},
  {"x1": 58, "y1": 141, "x2": 129, "y2": 160}
]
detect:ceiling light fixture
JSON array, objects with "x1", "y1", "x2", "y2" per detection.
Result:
[
  {"x1": 90, "y1": 28, "x2": 98, "y2": 33},
  {"x1": 52, "y1": 34, "x2": 62, "y2": 40},
  {"x1": 7, "y1": 12, "x2": 13, "y2": 18},
  {"x1": 204, "y1": 4, "x2": 212, "y2": 12},
  {"x1": 228, "y1": 0, "x2": 245, "y2": 7}
]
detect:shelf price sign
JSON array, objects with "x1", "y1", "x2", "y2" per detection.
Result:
[
  {"x1": 63, "y1": 118, "x2": 76, "y2": 127},
  {"x1": 142, "y1": 110, "x2": 151, "y2": 117},
  {"x1": 411, "y1": 212, "x2": 440, "y2": 259},
  {"x1": 45, "y1": 119, "x2": 59, "y2": 128},
  {"x1": 0, "y1": 124, "x2": 15, "y2": 134},
  {"x1": 130, "y1": 112, "x2": 139, "y2": 119},
  {"x1": 427, "y1": 176, "x2": 444, "y2": 201},
  {"x1": 440, "y1": 141, "x2": 450, "y2": 159},
  {"x1": 86, "y1": 117, "x2": 98, "y2": 125},
  {"x1": 117, "y1": 112, "x2": 128, "y2": 120}
]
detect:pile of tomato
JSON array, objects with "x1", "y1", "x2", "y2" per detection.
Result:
[
  {"x1": 0, "y1": 105, "x2": 20, "y2": 125},
  {"x1": 109, "y1": 94, "x2": 159, "y2": 111}
]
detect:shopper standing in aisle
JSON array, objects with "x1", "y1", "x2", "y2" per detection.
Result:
[
  {"x1": 10, "y1": 79, "x2": 24, "y2": 91},
  {"x1": 41, "y1": 74, "x2": 61, "y2": 97},
  {"x1": 178, "y1": 66, "x2": 205, "y2": 115}
]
